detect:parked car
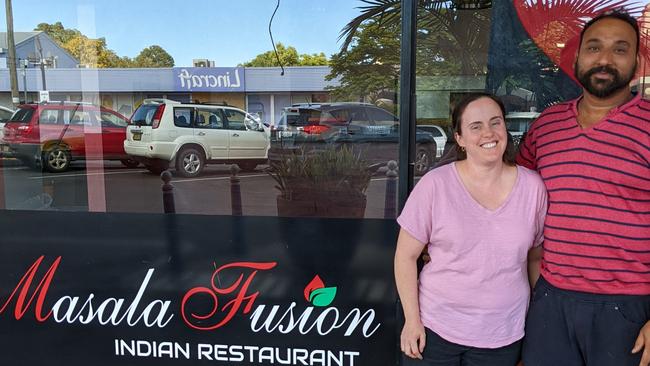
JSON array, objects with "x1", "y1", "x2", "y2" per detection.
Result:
[
  {"x1": 270, "y1": 103, "x2": 437, "y2": 175},
  {"x1": 505, "y1": 111, "x2": 540, "y2": 146},
  {"x1": 416, "y1": 124, "x2": 447, "y2": 159},
  {"x1": 124, "y1": 99, "x2": 269, "y2": 177},
  {"x1": 2, "y1": 102, "x2": 138, "y2": 172},
  {"x1": 0, "y1": 106, "x2": 15, "y2": 155}
]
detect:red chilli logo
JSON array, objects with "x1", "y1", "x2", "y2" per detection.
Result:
[{"x1": 303, "y1": 275, "x2": 337, "y2": 307}]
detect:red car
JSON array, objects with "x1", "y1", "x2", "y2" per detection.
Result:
[{"x1": 3, "y1": 102, "x2": 138, "y2": 172}]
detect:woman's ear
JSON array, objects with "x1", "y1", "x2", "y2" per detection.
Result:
[{"x1": 454, "y1": 132, "x2": 462, "y2": 146}]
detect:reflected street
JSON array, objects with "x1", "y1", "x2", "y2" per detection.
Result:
[{"x1": 0, "y1": 159, "x2": 397, "y2": 218}]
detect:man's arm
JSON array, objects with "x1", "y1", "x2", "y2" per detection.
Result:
[{"x1": 527, "y1": 246, "x2": 543, "y2": 289}]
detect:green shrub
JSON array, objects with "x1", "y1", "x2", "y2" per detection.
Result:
[{"x1": 268, "y1": 145, "x2": 372, "y2": 201}]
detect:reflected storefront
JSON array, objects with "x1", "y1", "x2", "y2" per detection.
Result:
[{"x1": 1, "y1": 0, "x2": 649, "y2": 365}]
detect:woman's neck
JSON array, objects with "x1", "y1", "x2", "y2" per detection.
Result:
[{"x1": 456, "y1": 159, "x2": 508, "y2": 185}]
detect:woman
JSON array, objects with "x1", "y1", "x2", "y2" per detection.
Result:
[{"x1": 395, "y1": 93, "x2": 547, "y2": 366}]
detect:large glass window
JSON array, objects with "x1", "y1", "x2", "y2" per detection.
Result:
[
  {"x1": 3, "y1": 0, "x2": 640, "y2": 219},
  {"x1": 0, "y1": 1, "x2": 399, "y2": 218}
]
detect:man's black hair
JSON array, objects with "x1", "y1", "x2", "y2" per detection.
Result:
[{"x1": 579, "y1": 10, "x2": 640, "y2": 54}]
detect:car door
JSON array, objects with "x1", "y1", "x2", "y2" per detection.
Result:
[
  {"x1": 363, "y1": 106, "x2": 398, "y2": 165},
  {"x1": 223, "y1": 108, "x2": 268, "y2": 159},
  {"x1": 194, "y1": 108, "x2": 229, "y2": 159},
  {"x1": 37, "y1": 108, "x2": 67, "y2": 146},
  {"x1": 60, "y1": 108, "x2": 91, "y2": 158},
  {"x1": 99, "y1": 110, "x2": 129, "y2": 156}
]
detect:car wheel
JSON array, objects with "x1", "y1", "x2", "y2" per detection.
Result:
[
  {"x1": 42, "y1": 146, "x2": 71, "y2": 173},
  {"x1": 120, "y1": 158, "x2": 140, "y2": 168},
  {"x1": 175, "y1": 147, "x2": 204, "y2": 178},
  {"x1": 238, "y1": 161, "x2": 257, "y2": 172},
  {"x1": 414, "y1": 145, "x2": 433, "y2": 176}
]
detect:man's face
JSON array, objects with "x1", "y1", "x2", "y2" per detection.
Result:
[{"x1": 574, "y1": 17, "x2": 638, "y2": 98}]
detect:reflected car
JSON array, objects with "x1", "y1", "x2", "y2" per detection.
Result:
[
  {"x1": 505, "y1": 111, "x2": 540, "y2": 146},
  {"x1": 416, "y1": 124, "x2": 447, "y2": 159},
  {"x1": 270, "y1": 103, "x2": 437, "y2": 175},
  {"x1": 125, "y1": 99, "x2": 270, "y2": 177},
  {"x1": 3, "y1": 102, "x2": 137, "y2": 172},
  {"x1": 0, "y1": 106, "x2": 15, "y2": 154}
]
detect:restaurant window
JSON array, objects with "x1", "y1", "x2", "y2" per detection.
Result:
[{"x1": 0, "y1": 1, "x2": 402, "y2": 219}]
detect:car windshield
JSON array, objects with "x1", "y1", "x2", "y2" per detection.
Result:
[
  {"x1": 9, "y1": 108, "x2": 34, "y2": 123},
  {"x1": 280, "y1": 108, "x2": 344, "y2": 128},
  {"x1": 130, "y1": 104, "x2": 159, "y2": 126},
  {"x1": 284, "y1": 109, "x2": 321, "y2": 127}
]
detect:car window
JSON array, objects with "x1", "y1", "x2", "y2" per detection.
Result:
[
  {"x1": 348, "y1": 107, "x2": 369, "y2": 125},
  {"x1": 367, "y1": 107, "x2": 397, "y2": 127},
  {"x1": 173, "y1": 107, "x2": 192, "y2": 128},
  {"x1": 223, "y1": 109, "x2": 246, "y2": 131},
  {"x1": 39, "y1": 109, "x2": 62, "y2": 125},
  {"x1": 64, "y1": 110, "x2": 96, "y2": 126},
  {"x1": 195, "y1": 108, "x2": 223, "y2": 129},
  {"x1": 282, "y1": 108, "x2": 326, "y2": 127},
  {"x1": 9, "y1": 108, "x2": 33, "y2": 123},
  {"x1": 100, "y1": 111, "x2": 128, "y2": 128},
  {"x1": 324, "y1": 109, "x2": 349, "y2": 124},
  {"x1": 131, "y1": 104, "x2": 158, "y2": 126},
  {"x1": 506, "y1": 118, "x2": 530, "y2": 133}
]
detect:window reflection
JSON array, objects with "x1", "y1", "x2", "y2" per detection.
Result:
[{"x1": 3, "y1": 1, "x2": 642, "y2": 218}]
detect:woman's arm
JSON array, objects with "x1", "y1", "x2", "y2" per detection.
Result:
[
  {"x1": 395, "y1": 228, "x2": 427, "y2": 360},
  {"x1": 527, "y1": 245, "x2": 543, "y2": 289}
]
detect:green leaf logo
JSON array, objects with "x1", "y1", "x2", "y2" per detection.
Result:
[{"x1": 308, "y1": 287, "x2": 338, "y2": 307}]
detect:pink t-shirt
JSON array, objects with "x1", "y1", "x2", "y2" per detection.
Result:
[{"x1": 397, "y1": 163, "x2": 547, "y2": 348}]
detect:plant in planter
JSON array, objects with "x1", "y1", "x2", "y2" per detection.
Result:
[{"x1": 268, "y1": 145, "x2": 372, "y2": 218}]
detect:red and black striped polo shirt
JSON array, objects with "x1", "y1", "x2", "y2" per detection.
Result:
[{"x1": 517, "y1": 95, "x2": 650, "y2": 295}]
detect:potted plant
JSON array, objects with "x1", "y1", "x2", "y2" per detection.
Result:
[{"x1": 268, "y1": 145, "x2": 372, "y2": 218}]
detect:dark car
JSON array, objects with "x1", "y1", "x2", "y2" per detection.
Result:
[
  {"x1": 505, "y1": 111, "x2": 539, "y2": 146},
  {"x1": 270, "y1": 103, "x2": 437, "y2": 175},
  {"x1": 3, "y1": 101, "x2": 138, "y2": 172}
]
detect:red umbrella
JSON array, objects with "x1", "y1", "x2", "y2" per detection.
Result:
[{"x1": 513, "y1": 0, "x2": 648, "y2": 83}]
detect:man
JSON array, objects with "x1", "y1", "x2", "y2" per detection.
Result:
[{"x1": 517, "y1": 10, "x2": 650, "y2": 366}]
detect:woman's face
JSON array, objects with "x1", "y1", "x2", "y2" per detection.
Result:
[{"x1": 455, "y1": 97, "x2": 508, "y2": 166}]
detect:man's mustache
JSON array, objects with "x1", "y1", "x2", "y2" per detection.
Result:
[{"x1": 584, "y1": 65, "x2": 619, "y2": 79}]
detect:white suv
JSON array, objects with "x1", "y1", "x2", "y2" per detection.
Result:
[{"x1": 124, "y1": 99, "x2": 269, "y2": 177}]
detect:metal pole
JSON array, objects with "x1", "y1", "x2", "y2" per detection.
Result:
[
  {"x1": 398, "y1": 0, "x2": 417, "y2": 212},
  {"x1": 230, "y1": 164, "x2": 242, "y2": 216},
  {"x1": 5, "y1": 0, "x2": 20, "y2": 108},
  {"x1": 21, "y1": 59, "x2": 27, "y2": 102},
  {"x1": 35, "y1": 35, "x2": 47, "y2": 91},
  {"x1": 161, "y1": 170, "x2": 176, "y2": 214},
  {"x1": 384, "y1": 160, "x2": 398, "y2": 219}
]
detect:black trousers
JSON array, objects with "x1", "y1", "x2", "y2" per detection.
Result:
[
  {"x1": 402, "y1": 327, "x2": 522, "y2": 366},
  {"x1": 523, "y1": 276, "x2": 650, "y2": 366}
]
